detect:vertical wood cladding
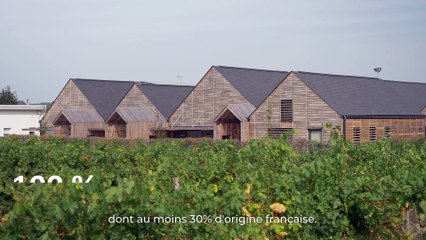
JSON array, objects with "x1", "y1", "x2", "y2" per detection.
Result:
[
  {"x1": 126, "y1": 122, "x2": 158, "y2": 140},
  {"x1": 42, "y1": 80, "x2": 96, "y2": 129},
  {"x1": 169, "y1": 67, "x2": 249, "y2": 128},
  {"x1": 250, "y1": 73, "x2": 343, "y2": 142},
  {"x1": 107, "y1": 85, "x2": 166, "y2": 139},
  {"x1": 72, "y1": 123, "x2": 105, "y2": 138},
  {"x1": 345, "y1": 118, "x2": 425, "y2": 142},
  {"x1": 54, "y1": 125, "x2": 70, "y2": 136},
  {"x1": 107, "y1": 121, "x2": 164, "y2": 140},
  {"x1": 54, "y1": 123, "x2": 104, "y2": 138},
  {"x1": 109, "y1": 124, "x2": 126, "y2": 138},
  {"x1": 117, "y1": 85, "x2": 154, "y2": 109}
]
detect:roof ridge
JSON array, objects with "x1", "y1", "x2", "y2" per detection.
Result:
[
  {"x1": 71, "y1": 78, "x2": 140, "y2": 84},
  {"x1": 383, "y1": 79, "x2": 426, "y2": 85},
  {"x1": 295, "y1": 71, "x2": 380, "y2": 80},
  {"x1": 214, "y1": 65, "x2": 287, "y2": 73},
  {"x1": 137, "y1": 82, "x2": 194, "y2": 87},
  {"x1": 296, "y1": 71, "x2": 426, "y2": 85}
]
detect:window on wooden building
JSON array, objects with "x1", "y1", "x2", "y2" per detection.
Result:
[
  {"x1": 88, "y1": 130, "x2": 105, "y2": 138},
  {"x1": 267, "y1": 128, "x2": 293, "y2": 141},
  {"x1": 353, "y1": 127, "x2": 360, "y2": 143},
  {"x1": 369, "y1": 127, "x2": 376, "y2": 141},
  {"x1": 309, "y1": 129, "x2": 322, "y2": 142},
  {"x1": 384, "y1": 127, "x2": 391, "y2": 139},
  {"x1": 281, "y1": 100, "x2": 293, "y2": 121}
]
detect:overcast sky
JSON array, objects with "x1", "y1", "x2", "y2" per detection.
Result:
[{"x1": 1, "y1": 0, "x2": 425, "y2": 103}]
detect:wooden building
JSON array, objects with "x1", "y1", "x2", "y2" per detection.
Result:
[
  {"x1": 214, "y1": 103, "x2": 255, "y2": 142},
  {"x1": 52, "y1": 109, "x2": 105, "y2": 137},
  {"x1": 169, "y1": 66, "x2": 288, "y2": 139},
  {"x1": 106, "y1": 83, "x2": 192, "y2": 139},
  {"x1": 43, "y1": 66, "x2": 426, "y2": 143},
  {"x1": 249, "y1": 71, "x2": 426, "y2": 143},
  {"x1": 42, "y1": 78, "x2": 134, "y2": 137},
  {"x1": 170, "y1": 66, "x2": 426, "y2": 143}
]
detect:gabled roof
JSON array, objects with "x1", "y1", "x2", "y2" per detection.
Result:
[
  {"x1": 136, "y1": 83, "x2": 193, "y2": 120},
  {"x1": 294, "y1": 71, "x2": 426, "y2": 117},
  {"x1": 53, "y1": 109, "x2": 103, "y2": 125},
  {"x1": 72, "y1": 79, "x2": 135, "y2": 121},
  {"x1": 107, "y1": 107, "x2": 164, "y2": 123},
  {"x1": 215, "y1": 103, "x2": 256, "y2": 122},
  {"x1": 214, "y1": 66, "x2": 288, "y2": 108}
]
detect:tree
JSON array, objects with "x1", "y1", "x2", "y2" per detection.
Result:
[{"x1": 0, "y1": 85, "x2": 18, "y2": 105}]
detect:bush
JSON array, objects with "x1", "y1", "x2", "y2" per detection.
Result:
[{"x1": 0, "y1": 136, "x2": 425, "y2": 239}]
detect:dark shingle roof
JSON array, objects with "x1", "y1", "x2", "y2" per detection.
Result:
[
  {"x1": 295, "y1": 72, "x2": 426, "y2": 117},
  {"x1": 137, "y1": 83, "x2": 193, "y2": 119},
  {"x1": 214, "y1": 66, "x2": 288, "y2": 107},
  {"x1": 385, "y1": 80, "x2": 426, "y2": 113},
  {"x1": 72, "y1": 79, "x2": 135, "y2": 120}
]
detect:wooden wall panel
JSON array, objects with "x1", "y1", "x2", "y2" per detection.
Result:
[
  {"x1": 118, "y1": 85, "x2": 153, "y2": 108},
  {"x1": 54, "y1": 125, "x2": 71, "y2": 136},
  {"x1": 250, "y1": 73, "x2": 343, "y2": 142},
  {"x1": 71, "y1": 123, "x2": 105, "y2": 138},
  {"x1": 345, "y1": 118, "x2": 425, "y2": 142},
  {"x1": 125, "y1": 121, "x2": 164, "y2": 140},
  {"x1": 108, "y1": 85, "x2": 167, "y2": 139},
  {"x1": 41, "y1": 80, "x2": 95, "y2": 130},
  {"x1": 169, "y1": 67, "x2": 250, "y2": 129}
]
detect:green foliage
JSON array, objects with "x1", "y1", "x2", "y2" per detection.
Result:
[
  {"x1": 0, "y1": 137, "x2": 425, "y2": 239},
  {"x1": 0, "y1": 85, "x2": 18, "y2": 105}
]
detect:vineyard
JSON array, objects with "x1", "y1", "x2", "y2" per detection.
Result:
[{"x1": 0, "y1": 135, "x2": 425, "y2": 239}]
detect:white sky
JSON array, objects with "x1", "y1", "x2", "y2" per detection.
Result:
[{"x1": 0, "y1": 0, "x2": 425, "y2": 103}]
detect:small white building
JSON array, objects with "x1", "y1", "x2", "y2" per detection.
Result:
[{"x1": 0, "y1": 105, "x2": 46, "y2": 137}]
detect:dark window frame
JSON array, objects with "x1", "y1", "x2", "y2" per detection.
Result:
[
  {"x1": 3, "y1": 128, "x2": 11, "y2": 137},
  {"x1": 384, "y1": 127, "x2": 391, "y2": 139},
  {"x1": 353, "y1": 127, "x2": 360, "y2": 143},
  {"x1": 369, "y1": 127, "x2": 376, "y2": 142},
  {"x1": 308, "y1": 128, "x2": 323, "y2": 142},
  {"x1": 87, "y1": 130, "x2": 106, "y2": 138},
  {"x1": 280, "y1": 99, "x2": 293, "y2": 121}
]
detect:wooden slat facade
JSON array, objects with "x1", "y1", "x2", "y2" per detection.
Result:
[
  {"x1": 116, "y1": 85, "x2": 154, "y2": 108},
  {"x1": 42, "y1": 80, "x2": 95, "y2": 129},
  {"x1": 250, "y1": 73, "x2": 343, "y2": 142},
  {"x1": 106, "y1": 85, "x2": 167, "y2": 139},
  {"x1": 168, "y1": 67, "x2": 250, "y2": 138},
  {"x1": 42, "y1": 80, "x2": 103, "y2": 138},
  {"x1": 42, "y1": 69, "x2": 426, "y2": 143},
  {"x1": 422, "y1": 107, "x2": 426, "y2": 137},
  {"x1": 345, "y1": 118, "x2": 425, "y2": 142}
]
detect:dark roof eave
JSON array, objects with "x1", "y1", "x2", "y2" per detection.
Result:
[{"x1": 343, "y1": 115, "x2": 425, "y2": 119}]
